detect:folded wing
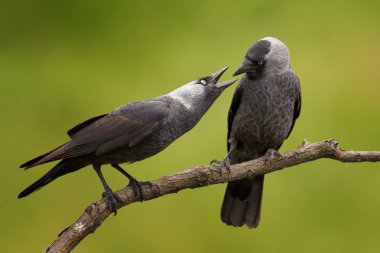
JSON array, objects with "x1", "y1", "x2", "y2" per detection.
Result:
[{"x1": 21, "y1": 100, "x2": 170, "y2": 168}]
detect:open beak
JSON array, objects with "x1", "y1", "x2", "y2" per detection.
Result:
[{"x1": 210, "y1": 67, "x2": 237, "y2": 89}]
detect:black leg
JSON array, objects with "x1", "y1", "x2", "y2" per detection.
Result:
[
  {"x1": 93, "y1": 164, "x2": 122, "y2": 215},
  {"x1": 111, "y1": 164, "x2": 148, "y2": 202},
  {"x1": 264, "y1": 148, "x2": 283, "y2": 165},
  {"x1": 210, "y1": 141, "x2": 238, "y2": 174}
]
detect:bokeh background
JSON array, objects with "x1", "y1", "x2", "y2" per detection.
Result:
[{"x1": 1, "y1": 0, "x2": 380, "y2": 252}]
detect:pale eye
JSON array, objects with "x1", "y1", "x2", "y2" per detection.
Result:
[
  {"x1": 258, "y1": 61, "x2": 263, "y2": 66},
  {"x1": 200, "y1": 80, "x2": 206, "y2": 85}
]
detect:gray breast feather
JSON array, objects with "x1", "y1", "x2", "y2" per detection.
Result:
[{"x1": 229, "y1": 70, "x2": 300, "y2": 153}]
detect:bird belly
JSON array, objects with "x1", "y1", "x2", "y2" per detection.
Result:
[{"x1": 232, "y1": 97, "x2": 293, "y2": 152}]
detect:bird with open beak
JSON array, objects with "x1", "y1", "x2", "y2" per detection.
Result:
[{"x1": 19, "y1": 67, "x2": 236, "y2": 214}]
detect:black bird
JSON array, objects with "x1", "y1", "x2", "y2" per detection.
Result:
[
  {"x1": 217, "y1": 37, "x2": 301, "y2": 228},
  {"x1": 19, "y1": 67, "x2": 236, "y2": 214}
]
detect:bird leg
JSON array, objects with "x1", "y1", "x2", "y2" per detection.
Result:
[
  {"x1": 264, "y1": 148, "x2": 283, "y2": 165},
  {"x1": 210, "y1": 152, "x2": 231, "y2": 174},
  {"x1": 210, "y1": 141, "x2": 237, "y2": 174},
  {"x1": 93, "y1": 164, "x2": 122, "y2": 215},
  {"x1": 111, "y1": 164, "x2": 149, "y2": 202}
]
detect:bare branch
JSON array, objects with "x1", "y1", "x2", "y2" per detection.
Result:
[{"x1": 46, "y1": 139, "x2": 380, "y2": 253}]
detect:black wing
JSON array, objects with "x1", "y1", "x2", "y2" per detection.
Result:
[
  {"x1": 285, "y1": 73, "x2": 301, "y2": 139},
  {"x1": 227, "y1": 84, "x2": 243, "y2": 151},
  {"x1": 25, "y1": 100, "x2": 170, "y2": 166},
  {"x1": 67, "y1": 114, "x2": 108, "y2": 137}
]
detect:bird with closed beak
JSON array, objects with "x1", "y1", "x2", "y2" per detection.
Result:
[
  {"x1": 19, "y1": 67, "x2": 236, "y2": 214},
  {"x1": 214, "y1": 37, "x2": 301, "y2": 228}
]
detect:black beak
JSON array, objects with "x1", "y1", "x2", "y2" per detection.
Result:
[
  {"x1": 233, "y1": 59, "x2": 254, "y2": 76},
  {"x1": 233, "y1": 65, "x2": 251, "y2": 76},
  {"x1": 210, "y1": 67, "x2": 237, "y2": 89},
  {"x1": 210, "y1": 67, "x2": 228, "y2": 84}
]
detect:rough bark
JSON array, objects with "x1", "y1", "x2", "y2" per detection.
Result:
[{"x1": 46, "y1": 139, "x2": 380, "y2": 253}]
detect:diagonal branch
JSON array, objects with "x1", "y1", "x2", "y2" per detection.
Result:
[{"x1": 45, "y1": 139, "x2": 380, "y2": 253}]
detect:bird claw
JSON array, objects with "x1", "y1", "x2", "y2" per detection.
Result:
[
  {"x1": 102, "y1": 190, "x2": 123, "y2": 216},
  {"x1": 264, "y1": 148, "x2": 282, "y2": 165},
  {"x1": 210, "y1": 158, "x2": 231, "y2": 175},
  {"x1": 127, "y1": 177, "x2": 149, "y2": 202}
]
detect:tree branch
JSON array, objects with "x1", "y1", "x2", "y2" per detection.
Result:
[{"x1": 46, "y1": 139, "x2": 380, "y2": 253}]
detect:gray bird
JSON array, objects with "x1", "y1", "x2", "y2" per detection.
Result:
[
  {"x1": 217, "y1": 37, "x2": 301, "y2": 228},
  {"x1": 19, "y1": 67, "x2": 236, "y2": 214}
]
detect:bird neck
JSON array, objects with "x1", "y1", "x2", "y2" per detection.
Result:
[{"x1": 167, "y1": 83, "x2": 206, "y2": 111}]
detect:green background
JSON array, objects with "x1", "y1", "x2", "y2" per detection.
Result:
[{"x1": 1, "y1": 0, "x2": 380, "y2": 252}]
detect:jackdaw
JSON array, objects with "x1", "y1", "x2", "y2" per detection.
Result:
[
  {"x1": 19, "y1": 67, "x2": 236, "y2": 214},
  {"x1": 215, "y1": 37, "x2": 301, "y2": 228}
]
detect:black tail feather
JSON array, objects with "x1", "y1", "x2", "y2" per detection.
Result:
[
  {"x1": 18, "y1": 159, "x2": 86, "y2": 198},
  {"x1": 221, "y1": 175, "x2": 264, "y2": 228}
]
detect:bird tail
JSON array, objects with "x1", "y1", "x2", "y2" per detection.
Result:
[
  {"x1": 220, "y1": 175, "x2": 264, "y2": 228},
  {"x1": 18, "y1": 159, "x2": 87, "y2": 198}
]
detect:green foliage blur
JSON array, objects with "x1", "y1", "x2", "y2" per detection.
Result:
[{"x1": 1, "y1": 0, "x2": 380, "y2": 252}]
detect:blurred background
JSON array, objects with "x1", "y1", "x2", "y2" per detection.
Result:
[{"x1": 1, "y1": 0, "x2": 380, "y2": 252}]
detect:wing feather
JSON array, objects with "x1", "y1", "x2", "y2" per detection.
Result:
[
  {"x1": 227, "y1": 84, "x2": 243, "y2": 151},
  {"x1": 285, "y1": 72, "x2": 301, "y2": 139},
  {"x1": 31, "y1": 100, "x2": 170, "y2": 165}
]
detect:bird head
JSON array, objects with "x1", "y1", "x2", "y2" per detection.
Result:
[
  {"x1": 168, "y1": 67, "x2": 236, "y2": 111},
  {"x1": 197, "y1": 66, "x2": 237, "y2": 90},
  {"x1": 233, "y1": 37, "x2": 291, "y2": 79}
]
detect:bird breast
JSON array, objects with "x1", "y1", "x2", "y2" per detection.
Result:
[{"x1": 232, "y1": 77, "x2": 295, "y2": 150}]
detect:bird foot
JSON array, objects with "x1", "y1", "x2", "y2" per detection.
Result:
[
  {"x1": 210, "y1": 158, "x2": 231, "y2": 174},
  {"x1": 102, "y1": 190, "x2": 123, "y2": 216},
  {"x1": 264, "y1": 148, "x2": 282, "y2": 165},
  {"x1": 127, "y1": 177, "x2": 150, "y2": 202}
]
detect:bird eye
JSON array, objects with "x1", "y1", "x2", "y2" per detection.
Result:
[
  {"x1": 200, "y1": 80, "x2": 207, "y2": 85},
  {"x1": 257, "y1": 61, "x2": 264, "y2": 66}
]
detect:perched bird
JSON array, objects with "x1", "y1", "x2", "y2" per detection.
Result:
[
  {"x1": 217, "y1": 37, "x2": 301, "y2": 228},
  {"x1": 19, "y1": 67, "x2": 236, "y2": 214}
]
